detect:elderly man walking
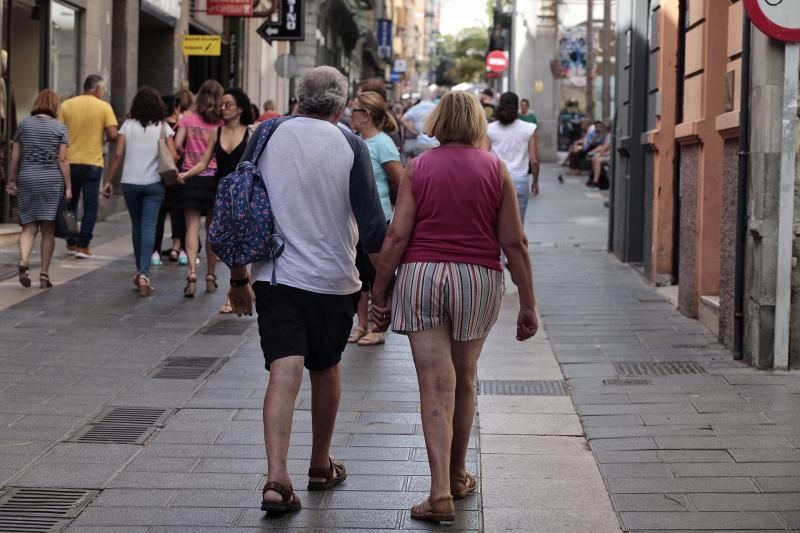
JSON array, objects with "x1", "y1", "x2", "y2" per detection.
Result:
[{"x1": 228, "y1": 66, "x2": 387, "y2": 513}]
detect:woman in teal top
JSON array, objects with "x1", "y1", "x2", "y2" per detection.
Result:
[{"x1": 349, "y1": 90, "x2": 404, "y2": 346}]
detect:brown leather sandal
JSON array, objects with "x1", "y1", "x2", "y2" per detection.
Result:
[
  {"x1": 410, "y1": 494, "x2": 456, "y2": 523},
  {"x1": 260, "y1": 481, "x2": 301, "y2": 514},
  {"x1": 307, "y1": 457, "x2": 347, "y2": 491},
  {"x1": 451, "y1": 472, "x2": 477, "y2": 499}
]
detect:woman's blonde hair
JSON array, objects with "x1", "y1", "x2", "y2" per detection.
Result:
[
  {"x1": 355, "y1": 91, "x2": 397, "y2": 133},
  {"x1": 424, "y1": 91, "x2": 487, "y2": 146}
]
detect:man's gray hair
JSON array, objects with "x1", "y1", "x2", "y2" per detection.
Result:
[{"x1": 296, "y1": 66, "x2": 349, "y2": 117}]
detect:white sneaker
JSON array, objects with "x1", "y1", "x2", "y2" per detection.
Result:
[
  {"x1": 150, "y1": 251, "x2": 163, "y2": 266},
  {"x1": 178, "y1": 250, "x2": 188, "y2": 265}
]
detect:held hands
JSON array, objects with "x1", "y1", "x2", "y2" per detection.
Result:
[
  {"x1": 177, "y1": 172, "x2": 188, "y2": 185},
  {"x1": 370, "y1": 292, "x2": 392, "y2": 333},
  {"x1": 517, "y1": 307, "x2": 539, "y2": 341},
  {"x1": 228, "y1": 284, "x2": 255, "y2": 317},
  {"x1": 5, "y1": 182, "x2": 16, "y2": 196},
  {"x1": 101, "y1": 182, "x2": 113, "y2": 199}
]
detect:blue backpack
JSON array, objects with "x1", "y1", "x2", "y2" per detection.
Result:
[{"x1": 209, "y1": 118, "x2": 290, "y2": 279}]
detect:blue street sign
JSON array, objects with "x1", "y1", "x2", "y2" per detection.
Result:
[
  {"x1": 390, "y1": 71, "x2": 402, "y2": 82},
  {"x1": 377, "y1": 19, "x2": 392, "y2": 59}
]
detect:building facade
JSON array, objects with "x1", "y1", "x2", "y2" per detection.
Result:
[{"x1": 610, "y1": 0, "x2": 800, "y2": 369}]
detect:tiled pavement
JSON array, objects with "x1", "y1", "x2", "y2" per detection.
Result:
[{"x1": 0, "y1": 163, "x2": 797, "y2": 532}]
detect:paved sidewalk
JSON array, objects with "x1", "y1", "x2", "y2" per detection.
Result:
[{"x1": 531, "y1": 167, "x2": 800, "y2": 531}]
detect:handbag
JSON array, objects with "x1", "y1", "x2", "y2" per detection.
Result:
[
  {"x1": 157, "y1": 122, "x2": 179, "y2": 186},
  {"x1": 54, "y1": 204, "x2": 78, "y2": 240}
]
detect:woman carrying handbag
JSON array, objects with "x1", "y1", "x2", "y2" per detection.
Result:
[{"x1": 104, "y1": 86, "x2": 177, "y2": 296}]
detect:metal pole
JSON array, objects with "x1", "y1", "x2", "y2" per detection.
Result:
[
  {"x1": 773, "y1": 41, "x2": 799, "y2": 370},
  {"x1": 601, "y1": 0, "x2": 611, "y2": 120},
  {"x1": 585, "y1": 0, "x2": 594, "y2": 118}
]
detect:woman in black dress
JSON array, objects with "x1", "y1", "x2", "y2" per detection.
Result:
[{"x1": 178, "y1": 87, "x2": 254, "y2": 310}]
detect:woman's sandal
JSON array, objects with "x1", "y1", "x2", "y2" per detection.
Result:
[
  {"x1": 18, "y1": 262, "x2": 30, "y2": 288},
  {"x1": 260, "y1": 481, "x2": 301, "y2": 514},
  {"x1": 39, "y1": 273, "x2": 53, "y2": 289},
  {"x1": 307, "y1": 456, "x2": 347, "y2": 491},
  {"x1": 357, "y1": 330, "x2": 385, "y2": 346},
  {"x1": 184, "y1": 274, "x2": 197, "y2": 298},
  {"x1": 168, "y1": 248, "x2": 180, "y2": 262},
  {"x1": 219, "y1": 297, "x2": 234, "y2": 314},
  {"x1": 410, "y1": 494, "x2": 456, "y2": 523},
  {"x1": 138, "y1": 275, "x2": 153, "y2": 297},
  {"x1": 348, "y1": 327, "x2": 367, "y2": 343},
  {"x1": 206, "y1": 273, "x2": 218, "y2": 293},
  {"x1": 451, "y1": 472, "x2": 477, "y2": 499}
]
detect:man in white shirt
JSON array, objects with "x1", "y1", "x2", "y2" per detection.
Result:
[
  {"x1": 228, "y1": 66, "x2": 387, "y2": 514},
  {"x1": 401, "y1": 89, "x2": 439, "y2": 158}
]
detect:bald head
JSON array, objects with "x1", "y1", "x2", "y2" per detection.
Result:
[{"x1": 297, "y1": 66, "x2": 349, "y2": 118}]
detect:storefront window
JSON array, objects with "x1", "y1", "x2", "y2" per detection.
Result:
[{"x1": 50, "y1": 1, "x2": 78, "y2": 100}]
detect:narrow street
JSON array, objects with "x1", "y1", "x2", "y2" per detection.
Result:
[{"x1": 0, "y1": 164, "x2": 797, "y2": 531}]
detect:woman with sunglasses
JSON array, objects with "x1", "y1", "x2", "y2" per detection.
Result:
[
  {"x1": 348, "y1": 90, "x2": 403, "y2": 346},
  {"x1": 178, "y1": 87, "x2": 254, "y2": 310}
]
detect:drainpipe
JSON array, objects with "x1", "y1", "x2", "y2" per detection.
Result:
[{"x1": 733, "y1": 11, "x2": 751, "y2": 360}]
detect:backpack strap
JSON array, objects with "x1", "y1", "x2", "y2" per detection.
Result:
[{"x1": 241, "y1": 116, "x2": 296, "y2": 166}]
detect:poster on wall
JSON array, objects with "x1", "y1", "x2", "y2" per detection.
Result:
[{"x1": 208, "y1": 0, "x2": 254, "y2": 17}]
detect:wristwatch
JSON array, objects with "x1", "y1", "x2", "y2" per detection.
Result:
[{"x1": 230, "y1": 277, "x2": 250, "y2": 288}]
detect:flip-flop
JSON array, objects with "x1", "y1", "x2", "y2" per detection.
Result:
[
  {"x1": 307, "y1": 457, "x2": 347, "y2": 491},
  {"x1": 348, "y1": 327, "x2": 367, "y2": 343},
  {"x1": 261, "y1": 481, "x2": 301, "y2": 514},
  {"x1": 410, "y1": 495, "x2": 455, "y2": 523},
  {"x1": 451, "y1": 472, "x2": 477, "y2": 499}
]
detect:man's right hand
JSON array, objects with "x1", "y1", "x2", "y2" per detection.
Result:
[
  {"x1": 101, "y1": 182, "x2": 113, "y2": 198},
  {"x1": 228, "y1": 284, "x2": 255, "y2": 317}
]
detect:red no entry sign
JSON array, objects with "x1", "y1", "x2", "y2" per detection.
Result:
[
  {"x1": 486, "y1": 50, "x2": 509, "y2": 73},
  {"x1": 743, "y1": 0, "x2": 800, "y2": 42}
]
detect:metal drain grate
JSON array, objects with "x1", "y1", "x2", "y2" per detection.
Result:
[
  {"x1": 478, "y1": 380, "x2": 569, "y2": 396},
  {"x1": 0, "y1": 516, "x2": 66, "y2": 532},
  {"x1": 151, "y1": 357, "x2": 225, "y2": 379},
  {"x1": 0, "y1": 488, "x2": 96, "y2": 519},
  {"x1": 603, "y1": 378, "x2": 653, "y2": 386},
  {"x1": 90, "y1": 407, "x2": 173, "y2": 427},
  {"x1": 200, "y1": 319, "x2": 254, "y2": 335},
  {"x1": 614, "y1": 361, "x2": 706, "y2": 376},
  {"x1": 70, "y1": 424, "x2": 155, "y2": 445}
]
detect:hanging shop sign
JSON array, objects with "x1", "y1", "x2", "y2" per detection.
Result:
[
  {"x1": 256, "y1": 0, "x2": 304, "y2": 44},
  {"x1": 208, "y1": 0, "x2": 254, "y2": 17},
  {"x1": 377, "y1": 19, "x2": 393, "y2": 59},
  {"x1": 183, "y1": 35, "x2": 223, "y2": 56},
  {"x1": 743, "y1": 0, "x2": 800, "y2": 42}
]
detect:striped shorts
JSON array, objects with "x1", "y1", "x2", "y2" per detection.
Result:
[{"x1": 391, "y1": 262, "x2": 504, "y2": 341}]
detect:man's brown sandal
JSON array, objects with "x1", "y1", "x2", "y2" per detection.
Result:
[
  {"x1": 410, "y1": 494, "x2": 456, "y2": 523},
  {"x1": 307, "y1": 457, "x2": 347, "y2": 491},
  {"x1": 451, "y1": 472, "x2": 477, "y2": 499},
  {"x1": 260, "y1": 481, "x2": 301, "y2": 514}
]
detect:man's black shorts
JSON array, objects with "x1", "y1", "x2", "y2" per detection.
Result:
[{"x1": 253, "y1": 282, "x2": 358, "y2": 371}]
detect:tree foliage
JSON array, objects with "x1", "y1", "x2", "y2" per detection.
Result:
[{"x1": 436, "y1": 27, "x2": 489, "y2": 86}]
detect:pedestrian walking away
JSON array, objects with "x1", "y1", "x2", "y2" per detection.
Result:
[
  {"x1": 5, "y1": 89, "x2": 71, "y2": 289},
  {"x1": 349, "y1": 90, "x2": 404, "y2": 346},
  {"x1": 104, "y1": 86, "x2": 177, "y2": 297},
  {"x1": 486, "y1": 91, "x2": 540, "y2": 225},
  {"x1": 179, "y1": 87, "x2": 255, "y2": 312},
  {"x1": 401, "y1": 89, "x2": 439, "y2": 159},
  {"x1": 174, "y1": 79, "x2": 224, "y2": 297},
  {"x1": 60, "y1": 74, "x2": 118, "y2": 258},
  {"x1": 369, "y1": 90, "x2": 539, "y2": 524},
  {"x1": 226, "y1": 66, "x2": 387, "y2": 515}
]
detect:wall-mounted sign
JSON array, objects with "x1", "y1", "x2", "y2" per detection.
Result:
[
  {"x1": 208, "y1": 0, "x2": 254, "y2": 17},
  {"x1": 183, "y1": 35, "x2": 222, "y2": 56},
  {"x1": 743, "y1": 0, "x2": 800, "y2": 42},
  {"x1": 486, "y1": 50, "x2": 508, "y2": 73},
  {"x1": 256, "y1": 0, "x2": 304, "y2": 44},
  {"x1": 377, "y1": 19, "x2": 393, "y2": 59},
  {"x1": 392, "y1": 59, "x2": 407, "y2": 73}
]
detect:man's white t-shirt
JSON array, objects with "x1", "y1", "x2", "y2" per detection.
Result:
[
  {"x1": 487, "y1": 119, "x2": 537, "y2": 178},
  {"x1": 403, "y1": 100, "x2": 438, "y2": 148},
  {"x1": 251, "y1": 117, "x2": 387, "y2": 295},
  {"x1": 119, "y1": 120, "x2": 174, "y2": 186}
]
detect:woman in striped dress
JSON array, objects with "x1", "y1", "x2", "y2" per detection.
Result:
[
  {"x1": 5, "y1": 90, "x2": 71, "y2": 288},
  {"x1": 369, "y1": 92, "x2": 539, "y2": 524}
]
